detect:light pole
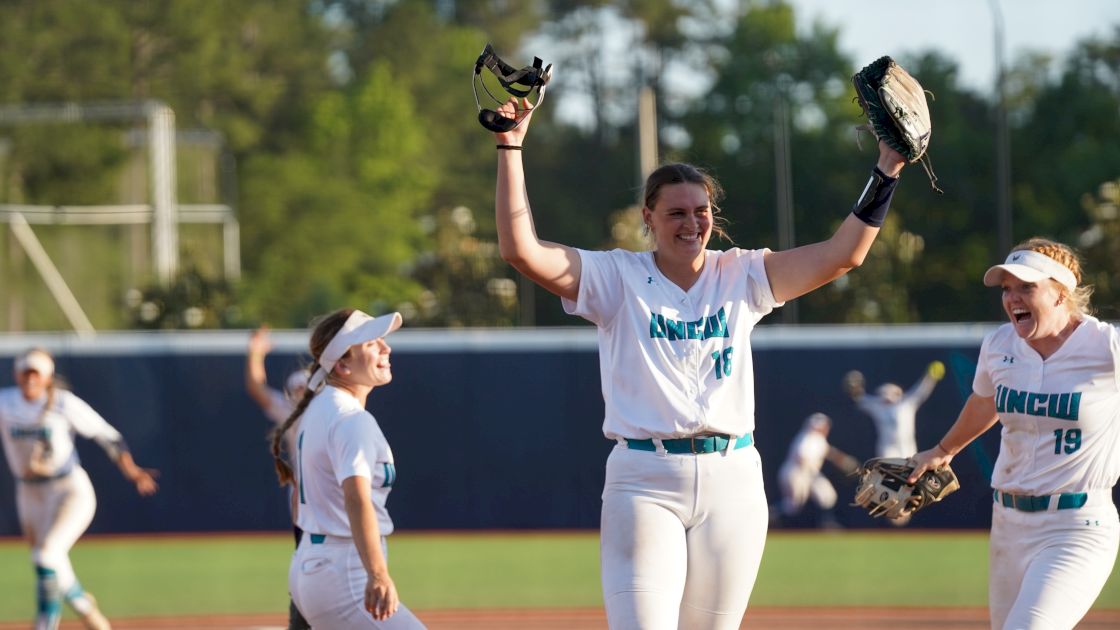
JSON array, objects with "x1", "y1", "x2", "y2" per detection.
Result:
[{"x1": 989, "y1": 0, "x2": 1013, "y2": 258}]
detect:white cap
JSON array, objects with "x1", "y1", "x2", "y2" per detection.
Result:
[
  {"x1": 983, "y1": 250, "x2": 1077, "y2": 291},
  {"x1": 307, "y1": 310, "x2": 402, "y2": 391},
  {"x1": 805, "y1": 413, "x2": 831, "y2": 430},
  {"x1": 14, "y1": 350, "x2": 54, "y2": 378},
  {"x1": 285, "y1": 370, "x2": 310, "y2": 395}
]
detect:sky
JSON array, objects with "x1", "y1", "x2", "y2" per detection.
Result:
[{"x1": 787, "y1": 0, "x2": 1120, "y2": 94}]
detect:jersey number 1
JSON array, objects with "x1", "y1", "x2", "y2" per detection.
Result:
[{"x1": 711, "y1": 347, "x2": 734, "y2": 380}]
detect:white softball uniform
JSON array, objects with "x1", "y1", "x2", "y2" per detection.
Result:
[
  {"x1": 564, "y1": 247, "x2": 780, "y2": 630},
  {"x1": 854, "y1": 374, "x2": 937, "y2": 458},
  {"x1": 777, "y1": 428, "x2": 836, "y2": 516},
  {"x1": 0, "y1": 387, "x2": 124, "y2": 627},
  {"x1": 974, "y1": 317, "x2": 1120, "y2": 630},
  {"x1": 288, "y1": 386, "x2": 423, "y2": 629}
]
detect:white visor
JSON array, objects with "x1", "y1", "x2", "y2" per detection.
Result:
[
  {"x1": 307, "y1": 310, "x2": 402, "y2": 391},
  {"x1": 14, "y1": 351, "x2": 54, "y2": 378},
  {"x1": 982, "y1": 250, "x2": 1077, "y2": 290}
]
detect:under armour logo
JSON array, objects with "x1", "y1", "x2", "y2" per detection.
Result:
[
  {"x1": 647, "y1": 276, "x2": 654, "y2": 284},
  {"x1": 1002, "y1": 355, "x2": 1015, "y2": 364}
]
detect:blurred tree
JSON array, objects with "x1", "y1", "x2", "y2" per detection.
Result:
[
  {"x1": 1078, "y1": 178, "x2": 1120, "y2": 320},
  {"x1": 238, "y1": 60, "x2": 433, "y2": 326}
]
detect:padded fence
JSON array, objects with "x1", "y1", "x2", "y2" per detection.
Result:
[{"x1": 1, "y1": 324, "x2": 1102, "y2": 535}]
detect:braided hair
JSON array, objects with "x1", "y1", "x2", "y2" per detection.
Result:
[
  {"x1": 270, "y1": 308, "x2": 354, "y2": 486},
  {"x1": 1011, "y1": 237, "x2": 1094, "y2": 317}
]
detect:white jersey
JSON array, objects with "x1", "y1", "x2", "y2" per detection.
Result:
[
  {"x1": 854, "y1": 376, "x2": 936, "y2": 458},
  {"x1": 563, "y1": 247, "x2": 781, "y2": 439},
  {"x1": 294, "y1": 386, "x2": 396, "y2": 538},
  {"x1": 0, "y1": 387, "x2": 123, "y2": 479},
  {"x1": 974, "y1": 316, "x2": 1120, "y2": 495},
  {"x1": 779, "y1": 428, "x2": 829, "y2": 477}
]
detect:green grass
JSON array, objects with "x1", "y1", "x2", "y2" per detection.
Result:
[{"x1": 0, "y1": 530, "x2": 1117, "y2": 621}]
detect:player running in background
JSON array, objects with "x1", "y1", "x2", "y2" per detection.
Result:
[
  {"x1": 245, "y1": 326, "x2": 310, "y2": 630},
  {"x1": 0, "y1": 348, "x2": 158, "y2": 630},
  {"x1": 491, "y1": 94, "x2": 907, "y2": 629},
  {"x1": 844, "y1": 360, "x2": 945, "y2": 460},
  {"x1": 775, "y1": 413, "x2": 860, "y2": 529},
  {"x1": 909, "y1": 238, "x2": 1120, "y2": 629},
  {"x1": 271, "y1": 309, "x2": 425, "y2": 629}
]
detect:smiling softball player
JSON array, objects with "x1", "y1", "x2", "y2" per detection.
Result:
[
  {"x1": 491, "y1": 90, "x2": 909, "y2": 627},
  {"x1": 910, "y1": 238, "x2": 1120, "y2": 629},
  {"x1": 271, "y1": 309, "x2": 425, "y2": 629},
  {"x1": 0, "y1": 348, "x2": 159, "y2": 630}
]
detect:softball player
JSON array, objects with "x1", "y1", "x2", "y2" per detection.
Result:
[
  {"x1": 271, "y1": 308, "x2": 425, "y2": 629},
  {"x1": 0, "y1": 348, "x2": 159, "y2": 630},
  {"x1": 245, "y1": 326, "x2": 311, "y2": 630},
  {"x1": 492, "y1": 97, "x2": 907, "y2": 629},
  {"x1": 775, "y1": 413, "x2": 857, "y2": 528},
  {"x1": 909, "y1": 238, "x2": 1120, "y2": 630},
  {"x1": 845, "y1": 360, "x2": 945, "y2": 458}
]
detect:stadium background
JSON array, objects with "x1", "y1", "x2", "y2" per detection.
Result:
[{"x1": 1, "y1": 324, "x2": 1095, "y2": 535}]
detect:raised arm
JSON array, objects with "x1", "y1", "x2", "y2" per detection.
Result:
[
  {"x1": 907, "y1": 392, "x2": 1000, "y2": 483},
  {"x1": 494, "y1": 97, "x2": 582, "y2": 301},
  {"x1": 245, "y1": 327, "x2": 274, "y2": 410},
  {"x1": 764, "y1": 141, "x2": 905, "y2": 303},
  {"x1": 343, "y1": 476, "x2": 399, "y2": 621}
]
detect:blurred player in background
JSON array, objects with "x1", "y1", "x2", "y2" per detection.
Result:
[
  {"x1": 844, "y1": 360, "x2": 945, "y2": 458},
  {"x1": 491, "y1": 92, "x2": 907, "y2": 629},
  {"x1": 272, "y1": 309, "x2": 425, "y2": 629},
  {"x1": 0, "y1": 348, "x2": 159, "y2": 630},
  {"x1": 775, "y1": 413, "x2": 859, "y2": 529},
  {"x1": 909, "y1": 238, "x2": 1120, "y2": 629},
  {"x1": 245, "y1": 326, "x2": 310, "y2": 630}
]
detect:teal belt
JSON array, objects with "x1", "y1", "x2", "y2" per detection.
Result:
[
  {"x1": 993, "y1": 489, "x2": 1088, "y2": 512},
  {"x1": 309, "y1": 534, "x2": 326, "y2": 544},
  {"x1": 625, "y1": 433, "x2": 753, "y2": 455}
]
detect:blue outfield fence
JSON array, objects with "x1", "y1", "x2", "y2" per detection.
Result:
[{"x1": 1, "y1": 324, "x2": 1113, "y2": 534}]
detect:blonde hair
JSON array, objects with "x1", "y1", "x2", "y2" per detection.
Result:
[{"x1": 1010, "y1": 237, "x2": 1093, "y2": 317}]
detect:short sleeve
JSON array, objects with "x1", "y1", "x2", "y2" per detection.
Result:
[
  {"x1": 732, "y1": 247, "x2": 783, "y2": 315},
  {"x1": 561, "y1": 249, "x2": 625, "y2": 326},
  {"x1": 972, "y1": 334, "x2": 996, "y2": 397},
  {"x1": 328, "y1": 411, "x2": 383, "y2": 484},
  {"x1": 62, "y1": 393, "x2": 124, "y2": 443}
]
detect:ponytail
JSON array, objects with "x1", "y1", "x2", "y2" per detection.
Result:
[
  {"x1": 271, "y1": 372, "x2": 318, "y2": 486},
  {"x1": 268, "y1": 307, "x2": 354, "y2": 486}
]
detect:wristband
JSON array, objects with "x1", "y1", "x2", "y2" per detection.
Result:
[
  {"x1": 496, "y1": 144, "x2": 523, "y2": 151},
  {"x1": 936, "y1": 440, "x2": 954, "y2": 456},
  {"x1": 851, "y1": 166, "x2": 899, "y2": 227}
]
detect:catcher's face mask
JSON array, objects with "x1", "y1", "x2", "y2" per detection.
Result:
[{"x1": 473, "y1": 43, "x2": 552, "y2": 133}]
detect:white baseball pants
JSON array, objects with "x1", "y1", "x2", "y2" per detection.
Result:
[
  {"x1": 989, "y1": 491, "x2": 1119, "y2": 630},
  {"x1": 600, "y1": 443, "x2": 768, "y2": 630},
  {"x1": 289, "y1": 534, "x2": 426, "y2": 630},
  {"x1": 17, "y1": 467, "x2": 96, "y2": 592}
]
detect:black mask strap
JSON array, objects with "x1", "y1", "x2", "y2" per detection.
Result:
[{"x1": 473, "y1": 43, "x2": 552, "y2": 133}]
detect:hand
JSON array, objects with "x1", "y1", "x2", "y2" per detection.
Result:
[
  {"x1": 927, "y1": 360, "x2": 946, "y2": 381},
  {"x1": 494, "y1": 96, "x2": 534, "y2": 147},
  {"x1": 876, "y1": 140, "x2": 905, "y2": 177},
  {"x1": 131, "y1": 467, "x2": 160, "y2": 496},
  {"x1": 365, "y1": 569, "x2": 400, "y2": 621},
  {"x1": 247, "y1": 326, "x2": 272, "y2": 358},
  {"x1": 907, "y1": 446, "x2": 953, "y2": 484}
]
